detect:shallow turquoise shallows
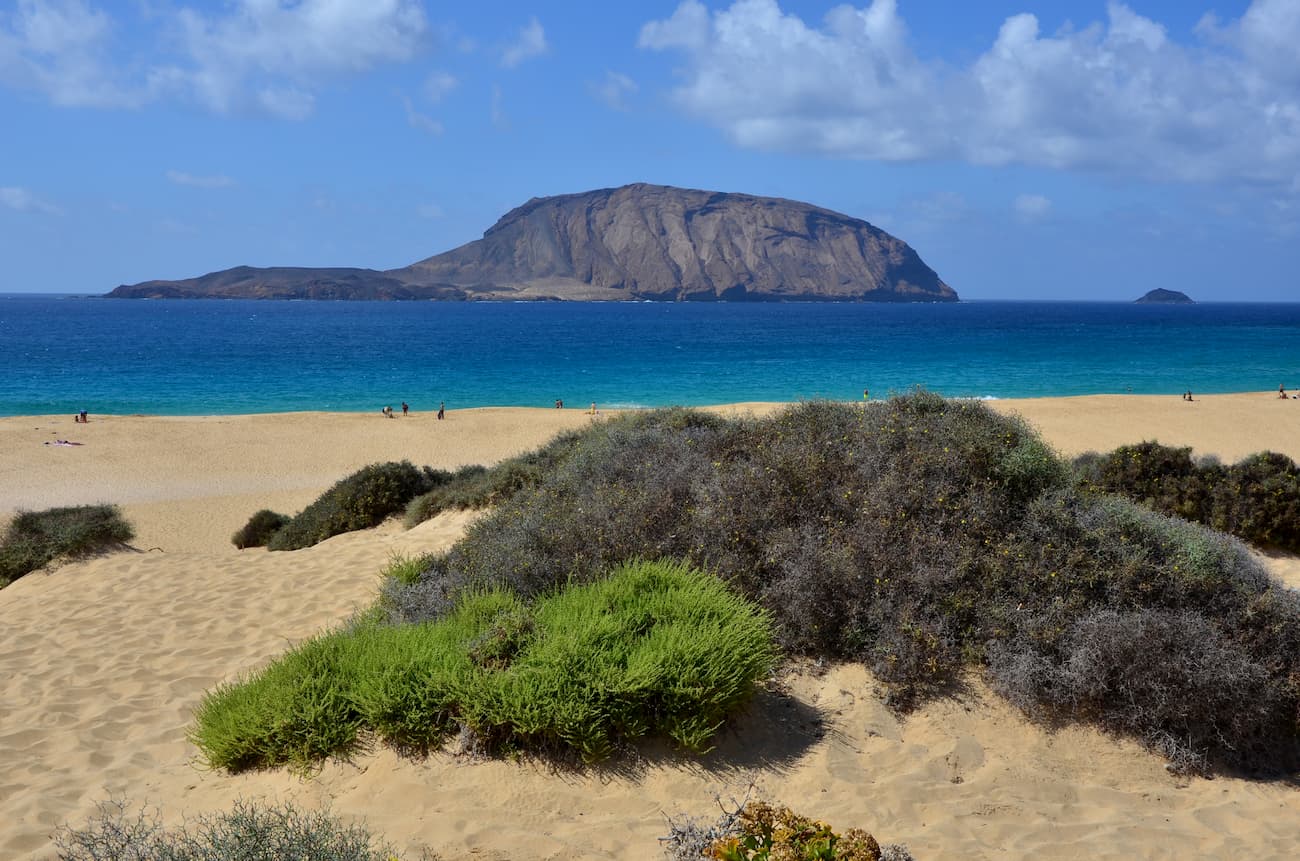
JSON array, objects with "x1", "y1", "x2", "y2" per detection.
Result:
[{"x1": 1, "y1": 295, "x2": 1298, "y2": 416}]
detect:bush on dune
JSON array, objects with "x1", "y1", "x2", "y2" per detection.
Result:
[
  {"x1": 382, "y1": 394, "x2": 1300, "y2": 772},
  {"x1": 403, "y1": 428, "x2": 589, "y2": 527},
  {"x1": 1076, "y1": 441, "x2": 1300, "y2": 552},
  {"x1": 266, "y1": 461, "x2": 440, "y2": 551},
  {"x1": 231, "y1": 508, "x2": 291, "y2": 549},
  {"x1": 0, "y1": 504, "x2": 133, "y2": 587},
  {"x1": 191, "y1": 560, "x2": 775, "y2": 771}
]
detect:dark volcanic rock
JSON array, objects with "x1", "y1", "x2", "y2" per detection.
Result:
[
  {"x1": 1135, "y1": 288, "x2": 1194, "y2": 304},
  {"x1": 110, "y1": 184, "x2": 956, "y2": 302}
]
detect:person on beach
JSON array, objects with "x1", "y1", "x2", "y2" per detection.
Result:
[
  {"x1": 402, "y1": 401, "x2": 409, "y2": 416},
  {"x1": 589, "y1": 402, "x2": 598, "y2": 415},
  {"x1": 1280, "y1": 385, "x2": 1288, "y2": 399},
  {"x1": 77, "y1": 410, "x2": 87, "y2": 423},
  {"x1": 437, "y1": 402, "x2": 445, "y2": 420},
  {"x1": 382, "y1": 406, "x2": 394, "y2": 418},
  {"x1": 863, "y1": 388, "x2": 869, "y2": 401}
]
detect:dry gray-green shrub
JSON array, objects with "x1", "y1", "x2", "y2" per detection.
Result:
[
  {"x1": 0, "y1": 504, "x2": 133, "y2": 587},
  {"x1": 54, "y1": 798, "x2": 405, "y2": 861},
  {"x1": 382, "y1": 393, "x2": 1300, "y2": 772}
]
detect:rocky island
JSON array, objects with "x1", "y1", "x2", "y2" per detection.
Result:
[
  {"x1": 1135, "y1": 288, "x2": 1194, "y2": 304},
  {"x1": 108, "y1": 184, "x2": 956, "y2": 302}
]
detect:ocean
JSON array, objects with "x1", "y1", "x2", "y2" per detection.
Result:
[{"x1": 1, "y1": 295, "x2": 1298, "y2": 416}]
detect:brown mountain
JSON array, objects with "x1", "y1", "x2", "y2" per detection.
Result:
[{"x1": 109, "y1": 184, "x2": 956, "y2": 302}]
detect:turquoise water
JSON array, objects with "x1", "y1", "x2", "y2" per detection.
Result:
[{"x1": 1, "y1": 295, "x2": 1298, "y2": 415}]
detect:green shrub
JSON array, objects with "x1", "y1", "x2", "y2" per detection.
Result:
[
  {"x1": 1076, "y1": 442, "x2": 1300, "y2": 552},
  {"x1": 381, "y1": 551, "x2": 437, "y2": 587},
  {"x1": 55, "y1": 798, "x2": 404, "y2": 861},
  {"x1": 0, "y1": 504, "x2": 133, "y2": 587},
  {"x1": 268, "y1": 461, "x2": 439, "y2": 551},
  {"x1": 192, "y1": 560, "x2": 775, "y2": 771},
  {"x1": 402, "y1": 464, "x2": 489, "y2": 527},
  {"x1": 383, "y1": 394, "x2": 1300, "y2": 772},
  {"x1": 403, "y1": 429, "x2": 590, "y2": 528},
  {"x1": 189, "y1": 632, "x2": 370, "y2": 773},
  {"x1": 231, "y1": 508, "x2": 291, "y2": 549}
]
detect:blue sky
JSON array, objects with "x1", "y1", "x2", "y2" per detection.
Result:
[{"x1": 1, "y1": 0, "x2": 1296, "y2": 300}]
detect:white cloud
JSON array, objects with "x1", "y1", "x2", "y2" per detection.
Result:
[
  {"x1": 424, "y1": 71, "x2": 457, "y2": 102},
  {"x1": 501, "y1": 17, "x2": 548, "y2": 68},
  {"x1": 402, "y1": 95, "x2": 443, "y2": 135},
  {"x1": 640, "y1": 0, "x2": 1300, "y2": 190},
  {"x1": 0, "y1": 0, "x2": 144, "y2": 107},
  {"x1": 1014, "y1": 194, "x2": 1052, "y2": 220},
  {"x1": 0, "y1": 0, "x2": 429, "y2": 117},
  {"x1": 592, "y1": 71, "x2": 637, "y2": 111},
  {"x1": 490, "y1": 83, "x2": 508, "y2": 130},
  {"x1": 165, "y1": 170, "x2": 234, "y2": 189},
  {"x1": 0, "y1": 185, "x2": 61, "y2": 214}
]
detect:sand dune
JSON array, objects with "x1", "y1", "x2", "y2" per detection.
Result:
[{"x1": 2, "y1": 395, "x2": 1298, "y2": 859}]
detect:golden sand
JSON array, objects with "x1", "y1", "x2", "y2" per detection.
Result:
[{"x1": 2, "y1": 394, "x2": 1297, "y2": 859}]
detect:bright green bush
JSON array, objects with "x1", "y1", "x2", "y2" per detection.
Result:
[
  {"x1": 55, "y1": 798, "x2": 404, "y2": 861},
  {"x1": 383, "y1": 394, "x2": 1300, "y2": 772},
  {"x1": 189, "y1": 632, "x2": 370, "y2": 772},
  {"x1": 268, "y1": 461, "x2": 439, "y2": 551},
  {"x1": 231, "y1": 508, "x2": 291, "y2": 549},
  {"x1": 191, "y1": 560, "x2": 775, "y2": 771},
  {"x1": 0, "y1": 504, "x2": 133, "y2": 587}
]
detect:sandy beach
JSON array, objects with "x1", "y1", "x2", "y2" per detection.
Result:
[{"x1": 2, "y1": 394, "x2": 1298, "y2": 860}]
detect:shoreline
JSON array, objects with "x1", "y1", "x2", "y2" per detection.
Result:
[{"x1": 3, "y1": 392, "x2": 1298, "y2": 557}]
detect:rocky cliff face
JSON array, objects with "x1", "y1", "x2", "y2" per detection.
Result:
[
  {"x1": 109, "y1": 184, "x2": 955, "y2": 302},
  {"x1": 393, "y1": 184, "x2": 955, "y2": 302}
]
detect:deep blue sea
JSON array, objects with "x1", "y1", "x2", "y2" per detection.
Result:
[{"x1": 2, "y1": 295, "x2": 1298, "y2": 416}]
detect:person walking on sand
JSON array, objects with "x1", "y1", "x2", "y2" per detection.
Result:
[
  {"x1": 437, "y1": 402, "x2": 445, "y2": 420},
  {"x1": 402, "y1": 401, "x2": 409, "y2": 416}
]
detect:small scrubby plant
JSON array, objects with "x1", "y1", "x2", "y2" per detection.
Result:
[
  {"x1": 191, "y1": 559, "x2": 775, "y2": 771},
  {"x1": 231, "y1": 508, "x2": 291, "y2": 549},
  {"x1": 54, "y1": 797, "x2": 405, "y2": 861},
  {"x1": 0, "y1": 504, "x2": 133, "y2": 587},
  {"x1": 268, "y1": 461, "x2": 440, "y2": 551},
  {"x1": 663, "y1": 799, "x2": 913, "y2": 861}
]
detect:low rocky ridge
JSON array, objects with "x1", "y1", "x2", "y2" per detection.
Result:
[{"x1": 109, "y1": 184, "x2": 956, "y2": 302}]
